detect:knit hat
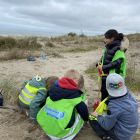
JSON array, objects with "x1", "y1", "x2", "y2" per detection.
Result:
[{"x1": 106, "y1": 73, "x2": 127, "y2": 97}]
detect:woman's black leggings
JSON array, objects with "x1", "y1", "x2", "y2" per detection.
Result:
[{"x1": 101, "y1": 77, "x2": 109, "y2": 101}]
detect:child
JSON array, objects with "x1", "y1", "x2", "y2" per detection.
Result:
[
  {"x1": 29, "y1": 76, "x2": 58, "y2": 120},
  {"x1": 37, "y1": 70, "x2": 89, "y2": 140},
  {"x1": 18, "y1": 75, "x2": 58, "y2": 116},
  {"x1": 89, "y1": 73, "x2": 138, "y2": 140},
  {"x1": 97, "y1": 29, "x2": 129, "y2": 101}
]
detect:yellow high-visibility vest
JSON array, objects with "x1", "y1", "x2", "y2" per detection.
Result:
[{"x1": 19, "y1": 83, "x2": 46, "y2": 106}]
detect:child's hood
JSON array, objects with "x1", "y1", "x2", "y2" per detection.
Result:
[
  {"x1": 58, "y1": 77, "x2": 78, "y2": 90},
  {"x1": 49, "y1": 78, "x2": 83, "y2": 101}
]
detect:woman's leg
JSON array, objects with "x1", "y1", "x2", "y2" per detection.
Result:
[{"x1": 101, "y1": 77, "x2": 108, "y2": 101}]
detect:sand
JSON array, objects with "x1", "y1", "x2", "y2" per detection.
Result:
[{"x1": 0, "y1": 50, "x2": 139, "y2": 140}]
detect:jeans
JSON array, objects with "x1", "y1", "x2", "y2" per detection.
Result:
[{"x1": 89, "y1": 120, "x2": 117, "y2": 140}]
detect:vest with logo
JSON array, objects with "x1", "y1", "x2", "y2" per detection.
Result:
[{"x1": 37, "y1": 96, "x2": 84, "y2": 138}]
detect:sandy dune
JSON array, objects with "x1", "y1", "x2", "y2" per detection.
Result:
[{"x1": 0, "y1": 50, "x2": 139, "y2": 140}]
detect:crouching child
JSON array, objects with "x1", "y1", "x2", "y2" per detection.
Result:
[
  {"x1": 29, "y1": 76, "x2": 58, "y2": 120},
  {"x1": 37, "y1": 69, "x2": 89, "y2": 140},
  {"x1": 18, "y1": 75, "x2": 58, "y2": 117},
  {"x1": 89, "y1": 73, "x2": 138, "y2": 140}
]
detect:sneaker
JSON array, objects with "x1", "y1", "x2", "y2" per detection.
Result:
[{"x1": 102, "y1": 136, "x2": 114, "y2": 140}]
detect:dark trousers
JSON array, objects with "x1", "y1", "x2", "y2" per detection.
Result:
[
  {"x1": 89, "y1": 120, "x2": 116, "y2": 140},
  {"x1": 101, "y1": 77, "x2": 109, "y2": 101},
  {"x1": 0, "y1": 94, "x2": 3, "y2": 106}
]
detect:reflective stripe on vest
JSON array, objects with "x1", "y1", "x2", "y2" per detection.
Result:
[
  {"x1": 19, "y1": 94, "x2": 32, "y2": 105},
  {"x1": 19, "y1": 84, "x2": 46, "y2": 105},
  {"x1": 22, "y1": 87, "x2": 35, "y2": 98},
  {"x1": 47, "y1": 114, "x2": 83, "y2": 140}
]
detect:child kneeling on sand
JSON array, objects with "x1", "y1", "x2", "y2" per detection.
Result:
[
  {"x1": 37, "y1": 69, "x2": 89, "y2": 140},
  {"x1": 29, "y1": 76, "x2": 58, "y2": 120},
  {"x1": 89, "y1": 73, "x2": 138, "y2": 140},
  {"x1": 18, "y1": 75, "x2": 58, "y2": 118}
]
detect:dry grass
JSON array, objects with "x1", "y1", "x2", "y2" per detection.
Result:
[
  {"x1": 127, "y1": 33, "x2": 140, "y2": 42},
  {"x1": 0, "y1": 49, "x2": 27, "y2": 60},
  {"x1": 49, "y1": 34, "x2": 104, "y2": 43},
  {"x1": 0, "y1": 36, "x2": 42, "y2": 51},
  {"x1": 0, "y1": 35, "x2": 102, "y2": 61},
  {"x1": 0, "y1": 77, "x2": 20, "y2": 105},
  {"x1": 63, "y1": 45, "x2": 100, "y2": 53},
  {"x1": 126, "y1": 50, "x2": 140, "y2": 92},
  {"x1": 0, "y1": 49, "x2": 41, "y2": 61},
  {"x1": 51, "y1": 52, "x2": 64, "y2": 58},
  {"x1": 0, "y1": 36, "x2": 42, "y2": 61},
  {"x1": 126, "y1": 68, "x2": 140, "y2": 92},
  {"x1": 0, "y1": 33, "x2": 140, "y2": 61},
  {"x1": 45, "y1": 41, "x2": 57, "y2": 48}
]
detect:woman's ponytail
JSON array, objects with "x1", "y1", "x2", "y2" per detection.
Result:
[{"x1": 118, "y1": 33, "x2": 124, "y2": 41}]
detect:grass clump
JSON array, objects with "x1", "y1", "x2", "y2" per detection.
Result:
[
  {"x1": 0, "y1": 48, "x2": 28, "y2": 61},
  {"x1": 65, "y1": 46, "x2": 99, "y2": 53},
  {"x1": 0, "y1": 36, "x2": 42, "y2": 51},
  {"x1": 45, "y1": 41, "x2": 56, "y2": 48},
  {"x1": 0, "y1": 77, "x2": 20, "y2": 105},
  {"x1": 126, "y1": 67, "x2": 140, "y2": 92}
]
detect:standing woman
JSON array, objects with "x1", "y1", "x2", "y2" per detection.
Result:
[{"x1": 97, "y1": 29, "x2": 129, "y2": 101}]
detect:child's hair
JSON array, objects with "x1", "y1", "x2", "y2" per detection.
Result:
[
  {"x1": 44, "y1": 76, "x2": 59, "y2": 89},
  {"x1": 78, "y1": 75, "x2": 84, "y2": 90},
  {"x1": 105, "y1": 29, "x2": 124, "y2": 41},
  {"x1": 64, "y1": 69, "x2": 84, "y2": 89}
]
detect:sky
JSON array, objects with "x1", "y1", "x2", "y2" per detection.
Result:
[{"x1": 0, "y1": 0, "x2": 140, "y2": 36}]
